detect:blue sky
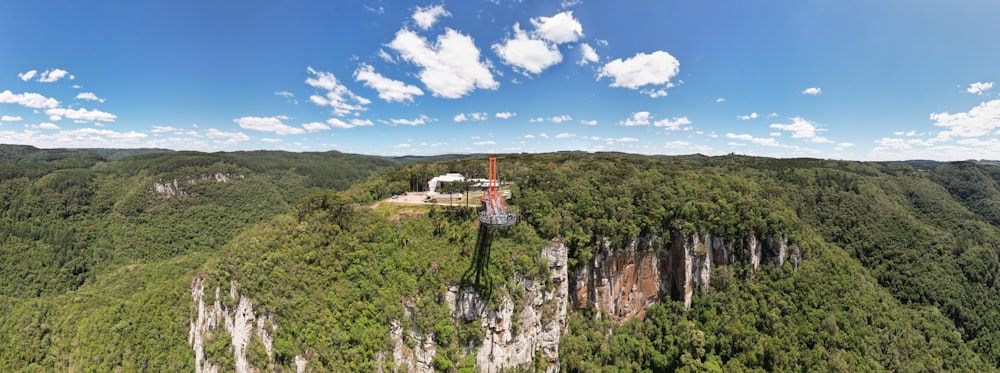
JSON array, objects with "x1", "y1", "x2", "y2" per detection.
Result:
[{"x1": 2, "y1": 0, "x2": 999, "y2": 160}]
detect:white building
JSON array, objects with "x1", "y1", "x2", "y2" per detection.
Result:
[{"x1": 427, "y1": 173, "x2": 465, "y2": 196}]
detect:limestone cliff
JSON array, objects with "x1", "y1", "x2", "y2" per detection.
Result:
[
  {"x1": 573, "y1": 230, "x2": 799, "y2": 317},
  {"x1": 189, "y1": 278, "x2": 308, "y2": 373},
  {"x1": 390, "y1": 240, "x2": 569, "y2": 373}
]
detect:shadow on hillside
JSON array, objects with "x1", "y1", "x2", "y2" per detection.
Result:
[{"x1": 461, "y1": 224, "x2": 494, "y2": 299}]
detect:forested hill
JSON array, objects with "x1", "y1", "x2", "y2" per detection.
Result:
[{"x1": 4, "y1": 147, "x2": 1000, "y2": 371}]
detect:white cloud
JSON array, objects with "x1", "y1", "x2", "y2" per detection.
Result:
[
  {"x1": 767, "y1": 112, "x2": 778, "y2": 118},
  {"x1": 770, "y1": 132, "x2": 782, "y2": 137},
  {"x1": 1, "y1": 115, "x2": 22, "y2": 122},
  {"x1": 529, "y1": 117, "x2": 545, "y2": 123},
  {"x1": 802, "y1": 87, "x2": 822, "y2": 95},
  {"x1": 454, "y1": 112, "x2": 488, "y2": 122},
  {"x1": 75, "y1": 92, "x2": 105, "y2": 103},
  {"x1": 770, "y1": 116, "x2": 829, "y2": 142},
  {"x1": 305, "y1": 67, "x2": 369, "y2": 116},
  {"x1": 967, "y1": 81, "x2": 994, "y2": 95},
  {"x1": 325, "y1": 118, "x2": 374, "y2": 129},
  {"x1": 62, "y1": 128, "x2": 146, "y2": 141},
  {"x1": 578, "y1": 43, "x2": 599, "y2": 65},
  {"x1": 38, "y1": 69, "x2": 73, "y2": 83},
  {"x1": 654, "y1": 116, "x2": 692, "y2": 130},
  {"x1": 46, "y1": 107, "x2": 117, "y2": 122},
  {"x1": 643, "y1": 89, "x2": 668, "y2": 98},
  {"x1": 354, "y1": 63, "x2": 424, "y2": 103},
  {"x1": 664, "y1": 140, "x2": 691, "y2": 148},
  {"x1": 551, "y1": 114, "x2": 572, "y2": 123},
  {"x1": 609, "y1": 137, "x2": 638, "y2": 143},
  {"x1": 0, "y1": 90, "x2": 60, "y2": 109},
  {"x1": 523, "y1": 134, "x2": 536, "y2": 139},
  {"x1": 260, "y1": 138, "x2": 282, "y2": 143},
  {"x1": 412, "y1": 5, "x2": 450, "y2": 30},
  {"x1": 539, "y1": 133, "x2": 549, "y2": 138},
  {"x1": 205, "y1": 128, "x2": 251, "y2": 144},
  {"x1": 496, "y1": 112, "x2": 516, "y2": 119},
  {"x1": 493, "y1": 24, "x2": 562, "y2": 75},
  {"x1": 388, "y1": 28, "x2": 498, "y2": 99},
  {"x1": 599, "y1": 51, "x2": 680, "y2": 94},
  {"x1": 716, "y1": 97, "x2": 726, "y2": 103},
  {"x1": 473, "y1": 140, "x2": 496, "y2": 145},
  {"x1": 581, "y1": 119, "x2": 597, "y2": 126},
  {"x1": 18, "y1": 70, "x2": 37, "y2": 81},
  {"x1": 726, "y1": 133, "x2": 754, "y2": 141},
  {"x1": 275, "y1": 91, "x2": 294, "y2": 98},
  {"x1": 530, "y1": 11, "x2": 583, "y2": 44},
  {"x1": 737, "y1": 112, "x2": 758, "y2": 120},
  {"x1": 620, "y1": 111, "x2": 652, "y2": 126},
  {"x1": 875, "y1": 137, "x2": 910, "y2": 150},
  {"x1": 234, "y1": 116, "x2": 305, "y2": 135},
  {"x1": 38, "y1": 123, "x2": 59, "y2": 130},
  {"x1": 930, "y1": 99, "x2": 1000, "y2": 141},
  {"x1": 835, "y1": 142, "x2": 854, "y2": 151},
  {"x1": 555, "y1": 132, "x2": 575, "y2": 139},
  {"x1": 302, "y1": 122, "x2": 331, "y2": 132},
  {"x1": 387, "y1": 115, "x2": 431, "y2": 126},
  {"x1": 377, "y1": 49, "x2": 395, "y2": 63},
  {"x1": 150, "y1": 126, "x2": 179, "y2": 133}
]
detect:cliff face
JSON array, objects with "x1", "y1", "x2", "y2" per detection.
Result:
[
  {"x1": 572, "y1": 231, "x2": 799, "y2": 318},
  {"x1": 391, "y1": 240, "x2": 569, "y2": 373},
  {"x1": 189, "y1": 278, "x2": 308, "y2": 373}
]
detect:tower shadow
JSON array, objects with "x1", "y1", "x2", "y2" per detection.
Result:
[{"x1": 461, "y1": 224, "x2": 494, "y2": 299}]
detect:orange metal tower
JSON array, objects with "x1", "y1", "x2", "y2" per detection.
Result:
[{"x1": 479, "y1": 157, "x2": 516, "y2": 227}]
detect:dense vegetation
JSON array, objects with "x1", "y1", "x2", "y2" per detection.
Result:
[{"x1": 5, "y1": 145, "x2": 1000, "y2": 371}]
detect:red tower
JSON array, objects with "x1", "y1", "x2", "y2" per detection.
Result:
[{"x1": 479, "y1": 157, "x2": 516, "y2": 227}]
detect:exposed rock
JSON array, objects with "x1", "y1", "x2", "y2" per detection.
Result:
[
  {"x1": 747, "y1": 234, "x2": 762, "y2": 280},
  {"x1": 572, "y1": 235, "x2": 661, "y2": 321},
  {"x1": 152, "y1": 173, "x2": 244, "y2": 199},
  {"x1": 789, "y1": 244, "x2": 802, "y2": 271},
  {"x1": 390, "y1": 297, "x2": 437, "y2": 373},
  {"x1": 472, "y1": 240, "x2": 568, "y2": 373},
  {"x1": 766, "y1": 235, "x2": 788, "y2": 266},
  {"x1": 189, "y1": 278, "x2": 305, "y2": 373}
]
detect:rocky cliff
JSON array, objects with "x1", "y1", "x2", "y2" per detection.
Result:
[
  {"x1": 390, "y1": 240, "x2": 569, "y2": 373},
  {"x1": 573, "y1": 231, "x2": 800, "y2": 318},
  {"x1": 189, "y1": 278, "x2": 308, "y2": 373}
]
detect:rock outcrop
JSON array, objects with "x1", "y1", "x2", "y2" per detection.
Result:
[
  {"x1": 573, "y1": 231, "x2": 797, "y2": 316},
  {"x1": 189, "y1": 278, "x2": 306, "y2": 373},
  {"x1": 153, "y1": 172, "x2": 244, "y2": 199},
  {"x1": 391, "y1": 240, "x2": 570, "y2": 373}
]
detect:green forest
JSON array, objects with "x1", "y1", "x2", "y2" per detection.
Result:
[{"x1": 4, "y1": 144, "x2": 1000, "y2": 371}]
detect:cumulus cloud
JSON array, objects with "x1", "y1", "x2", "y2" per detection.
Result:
[
  {"x1": 716, "y1": 97, "x2": 726, "y2": 103},
  {"x1": 62, "y1": 128, "x2": 146, "y2": 141},
  {"x1": 493, "y1": 24, "x2": 563, "y2": 75},
  {"x1": 967, "y1": 82, "x2": 994, "y2": 95},
  {"x1": 38, "y1": 69, "x2": 73, "y2": 83},
  {"x1": 473, "y1": 140, "x2": 496, "y2": 145},
  {"x1": 0, "y1": 90, "x2": 60, "y2": 109},
  {"x1": 234, "y1": 116, "x2": 306, "y2": 135},
  {"x1": 412, "y1": 5, "x2": 450, "y2": 29},
  {"x1": 205, "y1": 128, "x2": 251, "y2": 144},
  {"x1": 302, "y1": 122, "x2": 331, "y2": 132},
  {"x1": 388, "y1": 28, "x2": 498, "y2": 99},
  {"x1": 802, "y1": 87, "x2": 822, "y2": 95},
  {"x1": 930, "y1": 99, "x2": 1000, "y2": 141},
  {"x1": 531, "y1": 11, "x2": 583, "y2": 44},
  {"x1": 578, "y1": 43, "x2": 599, "y2": 66},
  {"x1": 555, "y1": 132, "x2": 575, "y2": 139},
  {"x1": 620, "y1": 111, "x2": 652, "y2": 126},
  {"x1": 654, "y1": 116, "x2": 692, "y2": 130},
  {"x1": 387, "y1": 115, "x2": 431, "y2": 126},
  {"x1": 354, "y1": 63, "x2": 424, "y2": 103},
  {"x1": 38, "y1": 123, "x2": 60, "y2": 130},
  {"x1": 1, "y1": 115, "x2": 22, "y2": 122},
  {"x1": 551, "y1": 114, "x2": 572, "y2": 123},
  {"x1": 326, "y1": 118, "x2": 374, "y2": 129},
  {"x1": 769, "y1": 117, "x2": 831, "y2": 143},
  {"x1": 835, "y1": 142, "x2": 855, "y2": 151},
  {"x1": 737, "y1": 112, "x2": 758, "y2": 120},
  {"x1": 529, "y1": 117, "x2": 545, "y2": 123},
  {"x1": 18, "y1": 70, "x2": 37, "y2": 81},
  {"x1": 75, "y1": 92, "x2": 105, "y2": 103},
  {"x1": 46, "y1": 107, "x2": 117, "y2": 122},
  {"x1": 306, "y1": 67, "x2": 370, "y2": 116},
  {"x1": 454, "y1": 112, "x2": 488, "y2": 122},
  {"x1": 496, "y1": 112, "x2": 516, "y2": 119},
  {"x1": 581, "y1": 119, "x2": 597, "y2": 126},
  {"x1": 599, "y1": 51, "x2": 680, "y2": 95}
]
